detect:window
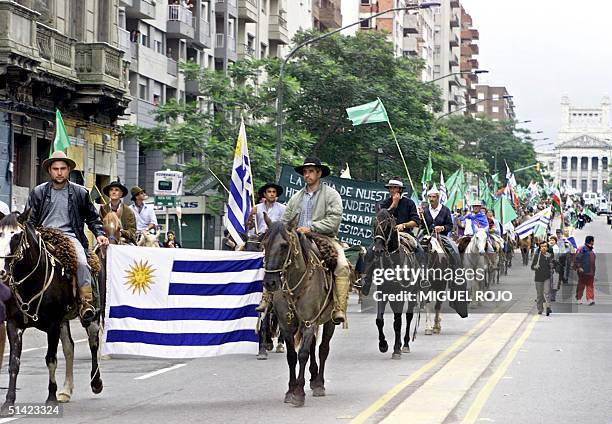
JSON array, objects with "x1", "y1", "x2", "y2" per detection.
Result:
[
  {"x1": 571, "y1": 179, "x2": 576, "y2": 188},
  {"x1": 492, "y1": 94, "x2": 499, "y2": 100},
  {"x1": 260, "y1": 42, "x2": 268, "y2": 58},
  {"x1": 154, "y1": 40, "x2": 162, "y2": 53},
  {"x1": 477, "y1": 105, "x2": 484, "y2": 112},
  {"x1": 470, "y1": 98, "x2": 476, "y2": 104},
  {"x1": 360, "y1": 19, "x2": 371, "y2": 28},
  {"x1": 201, "y1": 1, "x2": 209, "y2": 22},
  {"x1": 261, "y1": 0, "x2": 267, "y2": 13},
  {"x1": 361, "y1": 0, "x2": 370, "y2": 4},
  {"x1": 581, "y1": 157, "x2": 588, "y2": 170},
  {"x1": 571, "y1": 157, "x2": 577, "y2": 170},
  {"x1": 592, "y1": 180, "x2": 598, "y2": 192},
  {"x1": 603, "y1": 157, "x2": 608, "y2": 170},
  {"x1": 561, "y1": 156, "x2": 567, "y2": 170},
  {"x1": 561, "y1": 179, "x2": 567, "y2": 187},
  {"x1": 139, "y1": 83, "x2": 147, "y2": 100},
  {"x1": 492, "y1": 106, "x2": 499, "y2": 113},
  {"x1": 581, "y1": 180, "x2": 587, "y2": 193},
  {"x1": 549, "y1": 161, "x2": 555, "y2": 170},
  {"x1": 477, "y1": 92, "x2": 485, "y2": 100},
  {"x1": 228, "y1": 18, "x2": 235, "y2": 38},
  {"x1": 592, "y1": 157, "x2": 599, "y2": 170}
]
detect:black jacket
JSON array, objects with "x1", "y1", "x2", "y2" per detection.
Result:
[
  {"x1": 422, "y1": 205, "x2": 453, "y2": 236},
  {"x1": 531, "y1": 250, "x2": 553, "y2": 282},
  {"x1": 26, "y1": 181, "x2": 104, "y2": 250},
  {"x1": 379, "y1": 196, "x2": 421, "y2": 226}
]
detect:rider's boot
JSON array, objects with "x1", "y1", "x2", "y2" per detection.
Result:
[
  {"x1": 79, "y1": 285, "x2": 96, "y2": 324},
  {"x1": 255, "y1": 288, "x2": 272, "y2": 313},
  {"x1": 332, "y1": 276, "x2": 350, "y2": 326}
]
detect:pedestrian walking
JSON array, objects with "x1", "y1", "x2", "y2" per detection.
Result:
[
  {"x1": 548, "y1": 235, "x2": 561, "y2": 302},
  {"x1": 575, "y1": 236, "x2": 596, "y2": 305},
  {"x1": 531, "y1": 239, "x2": 553, "y2": 316}
]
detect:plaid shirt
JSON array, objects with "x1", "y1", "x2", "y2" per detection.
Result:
[{"x1": 298, "y1": 188, "x2": 319, "y2": 229}]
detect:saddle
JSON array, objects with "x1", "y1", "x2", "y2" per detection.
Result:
[
  {"x1": 37, "y1": 228, "x2": 102, "y2": 277},
  {"x1": 398, "y1": 232, "x2": 418, "y2": 253},
  {"x1": 305, "y1": 233, "x2": 337, "y2": 272}
]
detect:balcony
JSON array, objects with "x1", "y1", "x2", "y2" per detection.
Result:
[
  {"x1": 450, "y1": 14, "x2": 460, "y2": 28},
  {"x1": 469, "y1": 43, "x2": 479, "y2": 55},
  {"x1": 117, "y1": 27, "x2": 131, "y2": 54},
  {"x1": 238, "y1": 43, "x2": 255, "y2": 59},
  {"x1": 450, "y1": 0, "x2": 460, "y2": 8},
  {"x1": 75, "y1": 43, "x2": 127, "y2": 93},
  {"x1": 215, "y1": 34, "x2": 237, "y2": 61},
  {"x1": 402, "y1": 37, "x2": 418, "y2": 55},
  {"x1": 167, "y1": 57, "x2": 178, "y2": 77},
  {"x1": 128, "y1": 98, "x2": 157, "y2": 128},
  {"x1": 191, "y1": 18, "x2": 211, "y2": 48},
  {"x1": 318, "y1": 0, "x2": 342, "y2": 29},
  {"x1": 216, "y1": 0, "x2": 238, "y2": 17},
  {"x1": 238, "y1": 0, "x2": 258, "y2": 23},
  {"x1": 269, "y1": 15, "x2": 289, "y2": 44},
  {"x1": 125, "y1": 0, "x2": 156, "y2": 20},
  {"x1": 450, "y1": 33, "x2": 459, "y2": 47},
  {"x1": 185, "y1": 79, "x2": 200, "y2": 96},
  {"x1": 403, "y1": 13, "x2": 418, "y2": 34},
  {"x1": 167, "y1": 4, "x2": 195, "y2": 39},
  {"x1": 449, "y1": 53, "x2": 459, "y2": 67},
  {"x1": 0, "y1": 1, "x2": 39, "y2": 70},
  {"x1": 36, "y1": 24, "x2": 78, "y2": 80}
]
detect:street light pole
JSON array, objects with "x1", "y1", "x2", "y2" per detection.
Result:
[
  {"x1": 274, "y1": 2, "x2": 441, "y2": 180},
  {"x1": 434, "y1": 95, "x2": 513, "y2": 123}
]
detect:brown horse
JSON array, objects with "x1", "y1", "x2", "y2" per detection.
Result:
[
  {"x1": 261, "y1": 215, "x2": 335, "y2": 407},
  {"x1": 519, "y1": 235, "x2": 532, "y2": 266}
]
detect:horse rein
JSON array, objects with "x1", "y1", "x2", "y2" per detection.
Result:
[{"x1": 374, "y1": 215, "x2": 400, "y2": 255}]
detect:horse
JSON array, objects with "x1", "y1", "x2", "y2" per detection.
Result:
[
  {"x1": 486, "y1": 234, "x2": 503, "y2": 286},
  {"x1": 361, "y1": 209, "x2": 417, "y2": 359},
  {"x1": 459, "y1": 228, "x2": 488, "y2": 308},
  {"x1": 0, "y1": 210, "x2": 103, "y2": 413},
  {"x1": 238, "y1": 232, "x2": 285, "y2": 360},
  {"x1": 519, "y1": 234, "x2": 532, "y2": 266},
  {"x1": 261, "y1": 215, "x2": 335, "y2": 407},
  {"x1": 137, "y1": 230, "x2": 160, "y2": 247},
  {"x1": 502, "y1": 231, "x2": 516, "y2": 274}
]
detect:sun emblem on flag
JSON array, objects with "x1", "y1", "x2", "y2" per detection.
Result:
[{"x1": 124, "y1": 260, "x2": 156, "y2": 295}]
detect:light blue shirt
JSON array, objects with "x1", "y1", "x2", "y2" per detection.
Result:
[
  {"x1": 130, "y1": 202, "x2": 158, "y2": 232},
  {"x1": 298, "y1": 188, "x2": 319, "y2": 229}
]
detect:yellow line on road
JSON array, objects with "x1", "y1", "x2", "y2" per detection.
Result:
[
  {"x1": 461, "y1": 314, "x2": 540, "y2": 424},
  {"x1": 350, "y1": 314, "x2": 495, "y2": 424}
]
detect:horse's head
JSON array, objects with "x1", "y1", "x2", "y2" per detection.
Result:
[
  {"x1": 239, "y1": 232, "x2": 265, "y2": 252},
  {"x1": 103, "y1": 211, "x2": 122, "y2": 244},
  {"x1": 373, "y1": 208, "x2": 395, "y2": 255},
  {"x1": 262, "y1": 214, "x2": 299, "y2": 291},
  {"x1": 137, "y1": 230, "x2": 160, "y2": 247},
  {"x1": 0, "y1": 209, "x2": 33, "y2": 281},
  {"x1": 473, "y1": 228, "x2": 488, "y2": 255}
]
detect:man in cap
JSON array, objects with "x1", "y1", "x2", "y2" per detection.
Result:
[
  {"x1": 248, "y1": 183, "x2": 286, "y2": 234},
  {"x1": 268, "y1": 157, "x2": 350, "y2": 325},
  {"x1": 379, "y1": 178, "x2": 420, "y2": 232},
  {"x1": 26, "y1": 151, "x2": 108, "y2": 322},
  {"x1": 421, "y1": 186, "x2": 460, "y2": 267},
  {"x1": 129, "y1": 186, "x2": 158, "y2": 234},
  {"x1": 100, "y1": 180, "x2": 136, "y2": 244},
  {"x1": 460, "y1": 200, "x2": 489, "y2": 233}
]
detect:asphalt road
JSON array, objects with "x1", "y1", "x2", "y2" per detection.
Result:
[{"x1": 1, "y1": 216, "x2": 610, "y2": 424}]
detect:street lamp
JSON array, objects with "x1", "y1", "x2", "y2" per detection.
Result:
[
  {"x1": 274, "y1": 2, "x2": 442, "y2": 180},
  {"x1": 428, "y1": 69, "x2": 488, "y2": 84}
]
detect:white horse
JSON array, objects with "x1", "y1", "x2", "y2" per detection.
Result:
[
  {"x1": 463, "y1": 228, "x2": 488, "y2": 308},
  {"x1": 137, "y1": 230, "x2": 160, "y2": 248}
]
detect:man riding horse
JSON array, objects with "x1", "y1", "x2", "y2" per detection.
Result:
[
  {"x1": 379, "y1": 178, "x2": 420, "y2": 234},
  {"x1": 25, "y1": 151, "x2": 109, "y2": 323},
  {"x1": 99, "y1": 180, "x2": 136, "y2": 244},
  {"x1": 264, "y1": 157, "x2": 350, "y2": 325},
  {"x1": 420, "y1": 186, "x2": 460, "y2": 267}
]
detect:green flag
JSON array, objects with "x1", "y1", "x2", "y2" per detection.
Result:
[
  {"x1": 50, "y1": 109, "x2": 70, "y2": 156},
  {"x1": 346, "y1": 98, "x2": 389, "y2": 126},
  {"x1": 584, "y1": 208, "x2": 596, "y2": 220},
  {"x1": 445, "y1": 169, "x2": 460, "y2": 191},
  {"x1": 445, "y1": 186, "x2": 463, "y2": 211},
  {"x1": 491, "y1": 173, "x2": 501, "y2": 190},
  {"x1": 421, "y1": 152, "x2": 433, "y2": 184},
  {"x1": 493, "y1": 195, "x2": 518, "y2": 226}
]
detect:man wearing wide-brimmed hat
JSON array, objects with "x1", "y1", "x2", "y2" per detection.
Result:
[
  {"x1": 379, "y1": 177, "x2": 421, "y2": 232},
  {"x1": 129, "y1": 186, "x2": 158, "y2": 234},
  {"x1": 100, "y1": 180, "x2": 137, "y2": 244},
  {"x1": 248, "y1": 182, "x2": 286, "y2": 235},
  {"x1": 262, "y1": 157, "x2": 350, "y2": 325},
  {"x1": 26, "y1": 151, "x2": 108, "y2": 323}
]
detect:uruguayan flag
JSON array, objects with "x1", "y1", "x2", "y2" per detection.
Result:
[
  {"x1": 102, "y1": 245, "x2": 263, "y2": 358},
  {"x1": 226, "y1": 118, "x2": 253, "y2": 247},
  {"x1": 515, "y1": 207, "x2": 551, "y2": 239}
]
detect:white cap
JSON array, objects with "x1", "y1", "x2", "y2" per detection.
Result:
[
  {"x1": 385, "y1": 179, "x2": 404, "y2": 188},
  {"x1": 427, "y1": 186, "x2": 440, "y2": 196}
]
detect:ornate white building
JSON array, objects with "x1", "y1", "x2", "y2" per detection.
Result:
[{"x1": 537, "y1": 97, "x2": 612, "y2": 194}]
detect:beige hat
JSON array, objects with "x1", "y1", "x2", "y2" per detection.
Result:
[{"x1": 42, "y1": 151, "x2": 76, "y2": 172}]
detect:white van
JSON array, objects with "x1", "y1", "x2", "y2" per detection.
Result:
[
  {"x1": 597, "y1": 197, "x2": 609, "y2": 215},
  {"x1": 583, "y1": 192, "x2": 598, "y2": 208}
]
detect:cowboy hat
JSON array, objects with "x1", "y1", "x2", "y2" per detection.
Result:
[
  {"x1": 42, "y1": 151, "x2": 76, "y2": 172},
  {"x1": 130, "y1": 186, "x2": 146, "y2": 201},
  {"x1": 257, "y1": 183, "x2": 283, "y2": 198},
  {"x1": 384, "y1": 178, "x2": 404, "y2": 188},
  {"x1": 103, "y1": 180, "x2": 128, "y2": 198},
  {"x1": 294, "y1": 157, "x2": 331, "y2": 178}
]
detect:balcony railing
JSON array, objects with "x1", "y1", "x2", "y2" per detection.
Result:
[
  {"x1": 118, "y1": 27, "x2": 131, "y2": 53},
  {"x1": 75, "y1": 43, "x2": 126, "y2": 90},
  {"x1": 168, "y1": 4, "x2": 193, "y2": 25},
  {"x1": 227, "y1": 35, "x2": 235, "y2": 52},
  {"x1": 216, "y1": 33, "x2": 224, "y2": 48},
  {"x1": 36, "y1": 24, "x2": 75, "y2": 69},
  {"x1": 167, "y1": 57, "x2": 178, "y2": 77}
]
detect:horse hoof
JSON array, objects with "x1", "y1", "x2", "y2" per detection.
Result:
[
  {"x1": 424, "y1": 328, "x2": 433, "y2": 335},
  {"x1": 91, "y1": 380, "x2": 104, "y2": 395},
  {"x1": 391, "y1": 352, "x2": 401, "y2": 360},
  {"x1": 379, "y1": 340, "x2": 388, "y2": 353},
  {"x1": 57, "y1": 392, "x2": 71, "y2": 403},
  {"x1": 276, "y1": 344, "x2": 285, "y2": 353},
  {"x1": 433, "y1": 327, "x2": 441, "y2": 334},
  {"x1": 291, "y1": 395, "x2": 305, "y2": 407},
  {"x1": 257, "y1": 352, "x2": 268, "y2": 360},
  {"x1": 284, "y1": 392, "x2": 293, "y2": 403},
  {"x1": 45, "y1": 399, "x2": 58, "y2": 406},
  {"x1": 265, "y1": 343, "x2": 274, "y2": 351},
  {"x1": 401, "y1": 346, "x2": 410, "y2": 353},
  {"x1": 0, "y1": 404, "x2": 14, "y2": 417},
  {"x1": 312, "y1": 386, "x2": 326, "y2": 397}
]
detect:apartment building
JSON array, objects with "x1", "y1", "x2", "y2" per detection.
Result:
[
  {"x1": 471, "y1": 85, "x2": 515, "y2": 121},
  {"x1": 0, "y1": 0, "x2": 129, "y2": 210},
  {"x1": 236, "y1": 0, "x2": 289, "y2": 62},
  {"x1": 402, "y1": 5, "x2": 435, "y2": 81},
  {"x1": 357, "y1": 0, "x2": 404, "y2": 58},
  {"x1": 459, "y1": 6, "x2": 479, "y2": 110},
  {"x1": 314, "y1": 0, "x2": 342, "y2": 32}
]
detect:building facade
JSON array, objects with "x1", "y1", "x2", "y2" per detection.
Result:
[
  {"x1": 537, "y1": 97, "x2": 612, "y2": 194},
  {"x1": 469, "y1": 85, "x2": 515, "y2": 121},
  {"x1": 460, "y1": 6, "x2": 479, "y2": 108},
  {"x1": 0, "y1": 0, "x2": 129, "y2": 210},
  {"x1": 313, "y1": 0, "x2": 342, "y2": 32}
]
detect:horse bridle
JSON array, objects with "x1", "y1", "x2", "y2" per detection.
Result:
[{"x1": 374, "y1": 214, "x2": 400, "y2": 255}]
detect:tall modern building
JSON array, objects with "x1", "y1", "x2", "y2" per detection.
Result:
[
  {"x1": 470, "y1": 85, "x2": 515, "y2": 121},
  {"x1": 460, "y1": 6, "x2": 479, "y2": 109},
  {"x1": 0, "y1": 0, "x2": 129, "y2": 210}
]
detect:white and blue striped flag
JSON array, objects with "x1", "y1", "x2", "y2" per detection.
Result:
[
  {"x1": 439, "y1": 171, "x2": 447, "y2": 205},
  {"x1": 226, "y1": 118, "x2": 253, "y2": 247},
  {"x1": 102, "y1": 245, "x2": 263, "y2": 358},
  {"x1": 515, "y1": 207, "x2": 551, "y2": 239}
]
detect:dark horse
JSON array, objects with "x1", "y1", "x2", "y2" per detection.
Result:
[
  {"x1": 261, "y1": 215, "x2": 336, "y2": 407},
  {"x1": 361, "y1": 209, "x2": 417, "y2": 359},
  {"x1": 238, "y1": 232, "x2": 285, "y2": 359},
  {"x1": 0, "y1": 210, "x2": 103, "y2": 413}
]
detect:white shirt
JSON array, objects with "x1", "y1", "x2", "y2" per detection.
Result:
[
  {"x1": 130, "y1": 202, "x2": 158, "y2": 231},
  {"x1": 429, "y1": 203, "x2": 443, "y2": 220},
  {"x1": 252, "y1": 201, "x2": 286, "y2": 234}
]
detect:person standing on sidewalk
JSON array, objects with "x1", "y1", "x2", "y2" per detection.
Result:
[
  {"x1": 531, "y1": 240, "x2": 554, "y2": 316},
  {"x1": 575, "y1": 235, "x2": 596, "y2": 305}
]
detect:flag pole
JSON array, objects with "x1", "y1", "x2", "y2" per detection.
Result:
[
  {"x1": 208, "y1": 168, "x2": 230, "y2": 194},
  {"x1": 385, "y1": 120, "x2": 431, "y2": 237},
  {"x1": 241, "y1": 117, "x2": 259, "y2": 235}
]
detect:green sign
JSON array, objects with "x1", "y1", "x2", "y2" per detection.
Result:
[
  {"x1": 154, "y1": 196, "x2": 177, "y2": 207},
  {"x1": 278, "y1": 165, "x2": 390, "y2": 246}
]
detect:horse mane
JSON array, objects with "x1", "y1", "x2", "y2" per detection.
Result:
[
  {"x1": 0, "y1": 213, "x2": 19, "y2": 229},
  {"x1": 265, "y1": 221, "x2": 310, "y2": 265}
]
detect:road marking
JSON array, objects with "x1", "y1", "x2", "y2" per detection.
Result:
[
  {"x1": 381, "y1": 311, "x2": 531, "y2": 424},
  {"x1": 462, "y1": 314, "x2": 539, "y2": 424},
  {"x1": 134, "y1": 363, "x2": 187, "y2": 380},
  {"x1": 350, "y1": 314, "x2": 495, "y2": 424},
  {"x1": 0, "y1": 418, "x2": 19, "y2": 423},
  {"x1": 3, "y1": 338, "x2": 87, "y2": 357}
]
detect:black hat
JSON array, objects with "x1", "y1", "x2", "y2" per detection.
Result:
[
  {"x1": 258, "y1": 183, "x2": 283, "y2": 198},
  {"x1": 103, "y1": 180, "x2": 128, "y2": 198},
  {"x1": 294, "y1": 157, "x2": 331, "y2": 178}
]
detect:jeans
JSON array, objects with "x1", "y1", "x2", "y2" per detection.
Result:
[
  {"x1": 535, "y1": 278, "x2": 551, "y2": 313},
  {"x1": 67, "y1": 235, "x2": 91, "y2": 288}
]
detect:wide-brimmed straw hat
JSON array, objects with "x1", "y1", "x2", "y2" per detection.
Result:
[{"x1": 42, "y1": 151, "x2": 76, "y2": 172}]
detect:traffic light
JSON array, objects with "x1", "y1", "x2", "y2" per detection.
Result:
[{"x1": 535, "y1": 163, "x2": 541, "y2": 172}]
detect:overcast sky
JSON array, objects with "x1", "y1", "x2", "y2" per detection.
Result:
[{"x1": 461, "y1": 0, "x2": 612, "y2": 150}]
